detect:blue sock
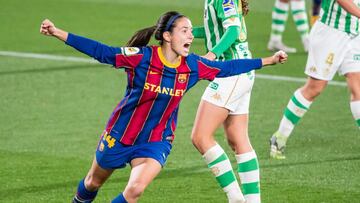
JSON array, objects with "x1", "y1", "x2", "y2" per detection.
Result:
[
  {"x1": 112, "y1": 193, "x2": 128, "y2": 203},
  {"x1": 72, "y1": 179, "x2": 98, "y2": 203}
]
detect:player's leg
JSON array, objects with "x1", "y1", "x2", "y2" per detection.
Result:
[
  {"x1": 191, "y1": 100, "x2": 245, "y2": 203},
  {"x1": 112, "y1": 158, "x2": 162, "y2": 203},
  {"x1": 224, "y1": 114, "x2": 260, "y2": 203},
  {"x1": 346, "y1": 72, "x2": 360, "y2": 129},
  {"x1": 72, "y1": 158, "x2": 114, "y2": 203},
  {"x1": 270, "y1": 77, "x2": 327, "y2": 159},
  {"x1": 268, "y1": 0, "x2": 297, "y2": 53},
  {"x1": 341, "y1": 35, "x2": 360, "y2": 129},
  {"x1": 290, "y1": 0, "x2": 310, "y2": 52}
]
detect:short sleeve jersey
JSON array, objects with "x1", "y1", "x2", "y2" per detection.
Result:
[
  {"x1": 203, "y1": 0, "x2": 250, "y2": 60},
  {"x1": 320, "y1": 0, "x2": 360, "y2": 36}
]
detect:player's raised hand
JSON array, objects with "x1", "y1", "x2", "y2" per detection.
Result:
[
  {"x1": 40, "y1": 19, "x2": 68, "y2": 42},
  {"x1": 261, "y1": 50, "x2": 288, "y2": 67},
  {"x1": 40, "y1": 19, "x2": 57, "y2": 36},
  {"x1": 273, "y1": 50, "x2": 288, "y2": 64}
]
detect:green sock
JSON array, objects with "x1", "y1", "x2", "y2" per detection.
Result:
[
  {"x1": 350, "y1": 101, "x2": 360, "y2": 129},
  {"x1": 290, "y1": 0, "x2": 309, "y2": 41},
  {"x1": 270, "y1": 0, "x2": 289, "y2": 42},
  {"x1": 277, "y1": 89, "x2": 312, "y2": 143},
  {"x1": 203, "y1": 144, "x2": 245, "y2": 203},
  {"x1": 236, "y1": 151, "x2": 260, "y2": 203}
]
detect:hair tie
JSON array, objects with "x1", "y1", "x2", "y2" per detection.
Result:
[{"x1": 165, "y1": 14, "x2": 181, "y2": 32}]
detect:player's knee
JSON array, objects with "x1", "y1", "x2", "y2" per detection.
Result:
[
  {"x1": 84, "y1": 176, "x2": 104, "y2": 190},
  {"x1": 301, "y1": 83, "x2": 325, "y2": 100},
  {"x1": 125, "y1": 182, "x2": 146, "y2": 199},
  {"x1": 191, "y1": 130, "x2": 202, "y2": 146}
]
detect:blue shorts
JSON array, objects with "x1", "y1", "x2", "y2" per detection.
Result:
[{"x1": 95, "y1": 132, "x2": 172, "y2": 169}]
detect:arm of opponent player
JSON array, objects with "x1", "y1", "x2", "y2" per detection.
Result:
[{"x1": 337, "y1": 0, "x2": 360, "y2": 18}]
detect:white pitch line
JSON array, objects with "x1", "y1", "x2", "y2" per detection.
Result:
[
  {"x1": 0, "y1": 51, "x2": 97, "y2": 63},
  {"x1": 0, "y1": 50, "x2": 348, "y2": 87}
]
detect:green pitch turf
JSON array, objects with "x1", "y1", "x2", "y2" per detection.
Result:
[{"x1": 0, "y1": 0, "x2": 359, "y2": 202}]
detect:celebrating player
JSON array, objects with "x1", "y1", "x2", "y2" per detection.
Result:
[
  {"x1": 191, "y1": 0, "x2": 260, "y2": 202},
  {"x1": 269, "y1": 0, "x2": 360, "y2": 159},
  {"x1": 40, "y1": 11, "x2": 287, "y2": 203}
]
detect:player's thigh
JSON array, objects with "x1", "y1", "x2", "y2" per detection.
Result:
[
  {"x1": 128, "y1": 158, "x2": 162, "y2": 189},
  {"x1": 224, "y1": 114, "x2": 253, "y2": 153},
  {"x1": 192, "y1": 99, "x2": 229, "y2": 138}
]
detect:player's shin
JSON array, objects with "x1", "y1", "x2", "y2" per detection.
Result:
[
  {"x1": 278, "y1": 89, "x2": 312, "y2": 139},
  {"x1": 236, "y1": 151, "x2": 260, "y2": 203},
  {"x1": 72, "y1": 179, "x2": 98, "y2": 203},
  {"x1": 271, "y1": 89, "x2": 312, "y2": 158},
  {"x1": 270, "y1": 0, "x2": 289, "y2": 43},
  {"x1": 203, "y1": 144, "x2": 245, "y2": 203},
  {"x1": 290, "y1": 0, "x2": 310, "y2": 51},
  {"x1": 350, "y1": 100, "x2": 360, "y2": 129}
]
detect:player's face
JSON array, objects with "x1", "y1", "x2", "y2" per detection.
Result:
[{"x1": 169, "y1": 17, "x2": 194, "y2": 57}]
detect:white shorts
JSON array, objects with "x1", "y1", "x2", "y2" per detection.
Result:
[
  {"x1": 305, "y1": 22, "x2": 360, "y2": 81},
  {"x1": 201, "y1": 70, "x2": 255, "y2": 115}
]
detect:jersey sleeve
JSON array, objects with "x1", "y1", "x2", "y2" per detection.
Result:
[
  {"x1": 189, "y1": 54, "x2": 262, "y2": 80},
  {"x1": 210, "y1": 26, "x2": 239, "y2": 57},
  {"x1": 192, "y1": 26, "x2": 206, "y2": 38},
  {"x1": 216, "y1": 0, "x2": 242, "y2": 29},
  {"x1": 65, "y1": 33, "x2": 143, "y2": 69}
]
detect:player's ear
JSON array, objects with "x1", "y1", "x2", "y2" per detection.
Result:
[{"x1": 163, "y1": 31, "x2": 171, "y2": 43}]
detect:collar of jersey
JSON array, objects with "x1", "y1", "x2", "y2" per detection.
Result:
[{"x1": 157, "y1": 47, "x2": 181, "y2": 68}]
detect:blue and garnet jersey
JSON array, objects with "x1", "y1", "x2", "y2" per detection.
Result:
[{"x1": 65, "y1": 33, "x2": 263, "y2": 145}]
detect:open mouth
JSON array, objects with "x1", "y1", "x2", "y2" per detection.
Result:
[{"x1": 184, "y1": 43, "x2": 191, "y2": 49}]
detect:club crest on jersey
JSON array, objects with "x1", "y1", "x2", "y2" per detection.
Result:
[
  {"x1": 223, "y1": 0, "x2": 236, "y2": 17},
  {"x1": 123, "y1": 47, "x2": 140, "y2": 56},
  {"x1": 178, "y1": 74, "x2": 187, "y2": 83}
]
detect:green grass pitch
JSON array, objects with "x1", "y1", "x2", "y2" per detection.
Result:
[{"x1": 0, "y1": 0, "x2": 359, "y2": 202}]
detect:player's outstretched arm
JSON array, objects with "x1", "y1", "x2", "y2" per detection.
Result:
[
  {"x1": 262, "y1": 50, "x2": 288, "y2": 66},
  {"x1": 197, "y1": 50, "x2": 288, "y2": 80},
  {"x1": 40, "y1": 19, "x2": 68, "y2": 41},
  {"x1": 40, "y1": 19, "x2": 120, "y2": 66}
]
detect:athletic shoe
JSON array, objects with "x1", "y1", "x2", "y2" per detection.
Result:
[
  {"x1": 269, "y1": 132, "x2": 288, "y2": 159},
  {"x1": 267, "y1": 40, "x2": 297, "y2": 53}
]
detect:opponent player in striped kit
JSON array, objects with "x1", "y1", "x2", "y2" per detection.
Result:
[
  {"x1": 40, "y1": 11, "x2": 287, "y2": 203},
  {"x1": 191, "y1": 0, "x2": 261, "y2": 202},
  {"x1": 270, "y1": 0, "x2": 360, "y2": 159},
  {"x1": 267, "y1": 0, "x2": 311, "y2": 53}
]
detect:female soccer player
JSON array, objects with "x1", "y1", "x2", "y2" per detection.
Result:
[
  {"x1": 191, "y1": 1, "x2": 261, "y2": 202},
  {"x1": 270, "y1": 0, "x2": 360, "y2": 159},
  {"x1": 40, "y1": 11, "x2": 287, "y2": 203}
]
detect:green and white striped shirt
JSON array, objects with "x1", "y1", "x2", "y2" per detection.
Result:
[
  {"x1": 203, "y1": 0, "x2": 251, "y2": 60},
  {"x1": 320, "y1": 0, "x2": 360, "y2": 35}
]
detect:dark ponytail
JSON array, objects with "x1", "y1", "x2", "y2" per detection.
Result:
[
  {"x1": 126, "y1": 26, "x2": 156, "y2": 47},
  {"x1": 126, "y1": 11, "x2": 185, "y2": 47},
  {"x1": 241, "y1": 0, "x2": 249, "y2": 16}
]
